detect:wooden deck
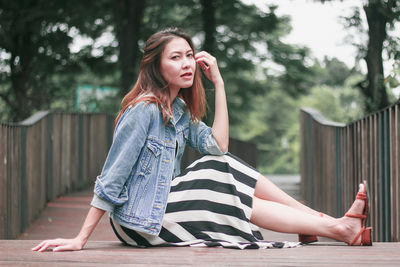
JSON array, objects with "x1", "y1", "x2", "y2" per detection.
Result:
[
  {"x1": 2, "y1": 178, "x2": 400, "y2": 266},
  {"x1": 2, "y1": 240, "x2": 399, "y2": 266}
]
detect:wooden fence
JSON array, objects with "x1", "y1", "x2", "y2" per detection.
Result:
[
  {"x1": 0, "y1": 111, "x2": 257, "y2": 239},
  {"x1": 0, "y1": 111, "x2": 114, "y2": 239},
  {"x1": 300, "y1": 103, "x2": 400, "y2": 242}
]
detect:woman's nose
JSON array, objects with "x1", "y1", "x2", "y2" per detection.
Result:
[{"x1": 182, "y1": 57, "x2": 191, "y2": 68}]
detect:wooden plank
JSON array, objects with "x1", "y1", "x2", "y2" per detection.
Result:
[
  {"x1": 384, "y1": 110, "x2": 391, "y2": 241},
  {"x1": 346, "y1": 125, "x2": 354, "y2": 215},
  {"x1": 390, "y1": 106, "x2": 395, "y2": 242},
  {"x1": 25, "y1": 125, "x2": 33, "y2": 231},
  {"x1": 0, "y1": 124, "x2": 7, "y2": 238},
  {"x1": 327, "y1": 127, "x2": 334, "y2": 215},
  {"x1": 373, "y1": 113, "x2": 379, "y2": 241},
  {"x1": 13, "y1": 188, "x2": 400, "y2": 266},
  {"x1": 89, "y1": 115, "x2": 96, "y2": 184},
  {"x1": 368, "y1": 115, "x2": 373, "y2": 230},
  {"x1": 39, "y1": 119, "x2": 47, "y2": 211},
  {"x1": 393, "y1": 105, "x2": 399, "y2": 241},
  {"x1": 93, "y1": 115, "x2": 108, "y2": 183},
  {"x1": 63, "y1": 114, "x2": 71, "y2": 192},
  {"x1": 2, "y1": 240, "x2": 400, "y2": 267},
  {"x1": 343, "y1": 126, "x2": 350, "y2": 215},
  {"x1": 51, "y1": 114, "x2": 61, "y2": 199},
  {"x1": 361, "y1": 118, "x2": 366, "y2": 186},
  {"x1": 339, "y1": 128, "x2": 345, "y2": 216},
  {"x1": 69, "y1": 114, "x2": 78, "y2": 189},
  {"x1": 11, "y1": 127, "x2": 21, "y2": 239}
]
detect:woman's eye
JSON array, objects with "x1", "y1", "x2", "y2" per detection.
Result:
[
  {"x1": 187, "y1": 53, "x2": 193, "y2": 58},
  {"x1": 172, "y1": 55, "x2": 179, "y2": 59}
]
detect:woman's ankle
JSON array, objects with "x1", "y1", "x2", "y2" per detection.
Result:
[{"x1": 332, "y1": 219, "x2": 352, "y2": 243}]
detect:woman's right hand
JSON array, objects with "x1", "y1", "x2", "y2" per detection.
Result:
[
  {"x1": 32, "y1": 237, "x2": 85, "y2": 252},
  {"x1": 31, "y1": 206, "x2": 105, "y2": 252}
]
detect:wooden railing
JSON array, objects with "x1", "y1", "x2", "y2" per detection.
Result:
[
  {"x1": 0, "y1": 111, "x2": 257, "y2": 239},
  {"x1": 0, "y1": 111, "x2": 114, "y2": 239},
  {"x1": 300, "y1": 104, "x2": 400, "y2": 242}
]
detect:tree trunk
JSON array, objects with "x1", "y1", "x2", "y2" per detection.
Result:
[
  {"x1": 362, "y1": 1, "x2": 389, "y2": 112},
  {"x1": 8, "y1": 25, "x2": 35, "y2": 121},
  {"x1": 114, "y1": 0, "x2": 146, "y2": 97},
  {"x1": 201, "y1": 0, "x2": 216, "y2": 54},
  {"x1": 200, "y1": 0, "x2": 217, "y2": 124}
]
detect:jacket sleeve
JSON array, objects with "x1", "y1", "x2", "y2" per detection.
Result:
[
  {"x1": 187, "y1": 119, "x2": 227, "y2": 156},
  {"x1": 92, "y1": 102, "x2": 155, "y2": 210}
]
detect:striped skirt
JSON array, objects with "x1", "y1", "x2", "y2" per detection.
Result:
[{"x1": 110, "y1": 153, "x2": 299, "y2": 249}]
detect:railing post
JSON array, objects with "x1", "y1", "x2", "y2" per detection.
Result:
[
  {"x1": 78, "y1": 114, "x2": 83, "y2": 185},
  {"x1": 46, "y1": 114, "x2": 53, "y2": 202},
  {"x1": 19, "y1": 126, "x2": 27, "y2": 234},
  {"x1": 334, "y1": 128, "x2": 342, "y2": 216}
]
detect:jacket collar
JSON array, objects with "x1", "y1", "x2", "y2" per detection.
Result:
[
  {"x1": 138, "y1": 92, "x2": 186, "y2": 126},
  {"x1": 170, "y1": 97, "x2": 186, "y2": 126}
]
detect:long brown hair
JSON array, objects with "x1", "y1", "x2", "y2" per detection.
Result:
[{"x1": 115, "y1": 28, "x2": 206, "y2": 125}]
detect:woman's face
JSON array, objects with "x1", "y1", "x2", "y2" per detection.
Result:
[{"x1": 160, "y1": 37, "x2": 196, "y2": 93}]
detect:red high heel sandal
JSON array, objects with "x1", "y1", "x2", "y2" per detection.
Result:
[
  {"x1": 298, "y1": 212, "x2": 324, "y2": 244},
  {"x1": 345, "y1": 180, "x2": 372, "y2": 246}
]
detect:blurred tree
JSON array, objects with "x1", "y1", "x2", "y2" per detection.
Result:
[
  {"x1": 0, "y1": 0, "x2": 316, "y2": 124},
  {"x1": 232, "y1": 82, "x2": 299, "y2": 173},
  {"x1": 114, "y1": 0, "x2": 146, "y2": 96},
  {"x1": 133, "y1": 0, "x2": 310, "y2": 125},
  {"x1": 357, "y1": 0, "x2": 398, "y2": 112},
  {"x1": 266, "y1": 39, "x2": 314, "y2": 97},
  {"x1": 200, "y1": 0, "x2": 216, "y2": 55},
  {"x1": 0, "y1": 0, "x2": 114, "y2": 121},
  {"x1": 320, "y1": 0, "x2": 400, "y2": 112},
  {"x1": 301, "y1": 76, "x2": 365, "y2": 123},
  {"x1": 386, "y1": 62, "x2": 400, "y2": 97},
  {"x1": 199, "y1": 1, "x2": 314, "y2": 124},
  {"x1": 0, "y1": 0, "x2": 368, "y2": 174},
  {"x1": 232, "y1": 57, "x2": 360, "y2": 174},
  {"x1": 312, "y1": 57, "x2": 357, "y2": 87}
]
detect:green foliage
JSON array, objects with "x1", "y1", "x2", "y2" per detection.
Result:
[
  {"x1": 0, "y1": 0, "x2": 373, "y2": 175},
  {"x1": 136, "y1": 0, "x2": 295, "y2": 125},
  {"x1": 232, "y1": 57, "x2": 364, "y2": 174},
  {"x1": 385, "y1": 62, "x2": 400, "y2": 101},
  {"x1": 312, "y1": 57, "x2": 356, "y2": 87},
  {"x1": 232, "y1": 84, "x2": 299, "y2": 174},
  {"x1": 0, "y1": 0, "x2": 116, "y2": 121},
  {"x1": 337, "y1": 0, "x2": 400, "y2": 112},
  {"x1": 300, "y1": 76, "x2": 365, "y2": 123}
]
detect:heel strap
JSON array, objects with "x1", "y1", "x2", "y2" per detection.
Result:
[
  {"x1": 350, "y1": 226, "x2": 365, "y2": 246},
  {"x1": 356, "y1": 192, "x2": 366, "y2": 200},
  {"x1": 345, "y1": 213, "x2": 366, "y2": 219}
]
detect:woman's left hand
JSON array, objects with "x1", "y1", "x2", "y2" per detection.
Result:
[{"x1": 195, "y1": 51, "x2": 224, "y2": 86}]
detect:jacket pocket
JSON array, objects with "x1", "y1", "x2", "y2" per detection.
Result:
[{"x1": 138, "y1": 137, "x2": 162, "y2": 175}]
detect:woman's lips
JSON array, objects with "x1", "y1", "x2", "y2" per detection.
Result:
[{"x1": 181, "y1": 72, "x2": 193, "y2": 79}]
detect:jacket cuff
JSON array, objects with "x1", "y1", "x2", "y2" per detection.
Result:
[
  {"x1": 90, "y1": 193, "x2": 114, "y2": 213},
  {"x1": 199, "y1": 128, "x2": 228, "y2": 155}
]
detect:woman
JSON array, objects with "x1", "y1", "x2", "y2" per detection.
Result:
[{"x1": 32, "y1": 28, "x2": 372, "y2": 252}]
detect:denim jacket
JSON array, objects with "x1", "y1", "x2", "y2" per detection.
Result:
[{"x1": 91, "y1": 97, "x2": 226, "y2": 235}]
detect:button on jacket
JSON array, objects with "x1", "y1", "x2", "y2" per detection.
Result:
[{"x1": 91, "y1": 97, "x2": 226, "y2": 235}]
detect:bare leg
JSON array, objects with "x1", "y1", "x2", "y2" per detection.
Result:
[
  {"x1": 250, "y1": 183, "x2": 366, "y2": 245},
  {"x1": 254, "y1": 175, "x2": 332, "y2": 218}
]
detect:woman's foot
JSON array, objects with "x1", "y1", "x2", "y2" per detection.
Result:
[{"x1": 336, "y1": 183, "x2": 372, "y2": 246}]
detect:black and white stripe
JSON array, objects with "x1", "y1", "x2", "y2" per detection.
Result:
[{"x1": 111, "y1": 153, "x2": 300, "y2": 249}]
